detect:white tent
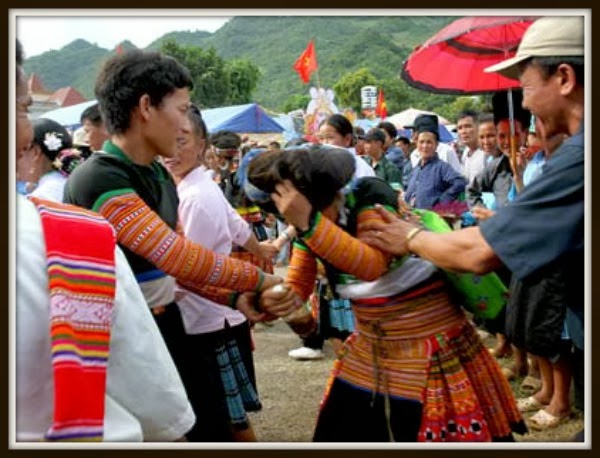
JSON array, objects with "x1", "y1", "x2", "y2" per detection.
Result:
[{"x1": 386, "y1": 107, "x2": 450, "y2": 130}]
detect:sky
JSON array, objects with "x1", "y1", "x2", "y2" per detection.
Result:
[
  {"x1": 14, "y1": 13, "x2": 232, "y2": 57},
  {"x1": 13, "y1": 9, "x2": 572, "y2": 58}
]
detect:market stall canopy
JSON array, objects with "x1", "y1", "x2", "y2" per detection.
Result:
[
  {"x1": 386, "y1": 108, "x2": 453, "y2": 143},
  {"x1": 202, "y1": 103, "x2": 284, "y2": 134},
  {"x1": 387, "y1": 108, "x2": 450, "y2": 129}
]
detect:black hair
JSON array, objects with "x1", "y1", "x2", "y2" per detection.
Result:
[
  {"x1": 32, "y1": 118, "x2": 74, "y2": 161},
  {"x1": 457, "y1": 109, "x2": 479, "y2": 123},
  {"x1": 477, "y1": 112, "x2": 495, "y2": 125},
  {"x1": 524, "y1": 56, "x2": 584, "y2": 87},
  {"x1": 80, "y1": 103, "x2": 103, "y2": 126},
  {"x1": 187, "y1": 104, "x2": 208, "y2": 140},
  {"x1": 286, "y1": 137, "x2": 311, "y2": 147},
  {"x1": 247, "y1": 144, "x2": 355, "y2": 212},
  {"x1": 377, "y1": 121, "x2": 397, "y2": 139},
  {"x1": 396, "y1": 136, "x2": 411, "y2": 145},
  {"x1": 209, "y1": 130, "x2": 242, "y2": 150},
  {"x1": 322, "y1": 113, "x2": 354, "y2": 138},
  {"x1": 492, "y1": 91, "x2": 530, "y2": 129},
  {"x1": 365, "y1": 128, "x2": 386, "y2": 144},
  {"x1": 94, "y1": 50, "x2": 193, "y2": 135}
]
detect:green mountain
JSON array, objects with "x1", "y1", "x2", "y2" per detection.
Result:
[{"x1": 23, "y1": 16, "x2": 458, "y2": 111}]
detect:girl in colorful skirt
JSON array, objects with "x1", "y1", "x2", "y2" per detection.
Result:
[{"x1": 244, "y1": 144, "x2": 527, "y2": 442}]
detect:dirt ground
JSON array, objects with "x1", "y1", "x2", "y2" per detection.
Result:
[{"x1": 248, "y1": 280, "x2": 584, "y2": 443}]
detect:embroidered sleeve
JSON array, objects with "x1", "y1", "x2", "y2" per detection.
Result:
[
  {"x1": 285, "y1": 241, "x2": 319, "y2": 302},
  {"x1": 302, "y1": 208, "x2": 393, "y2": 281},
  {"x1": 94, "y1": 192, "x2": 262, "y2": 292},
  {"x1": 177, "y1": 282, "x2": 236, "y2": 306}
]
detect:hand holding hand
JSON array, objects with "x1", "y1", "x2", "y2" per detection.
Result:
[
  {"x1": 235, "y1": 292, "x2": 268, "y2": 324},
  {"x1": 259, "y1": 272, "x2": 284, "y2": 292},
  {"x1": 258, "y1": 283, "x2": 303, "y2": 317}
]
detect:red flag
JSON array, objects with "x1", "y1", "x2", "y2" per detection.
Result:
[
  {"x1": 115, "y1": 44, "x2": 124, "y2": 55},
  {"x1": 375, "y1": 89, "x2": 387, "y2": 119},
  {"x1": 293, "y1": 40, "x2": 318, "y2": 84}
]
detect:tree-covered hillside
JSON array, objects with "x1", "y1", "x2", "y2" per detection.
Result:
[{"x1": 23, "y1": 15, "x2": 460, "y2": 113}]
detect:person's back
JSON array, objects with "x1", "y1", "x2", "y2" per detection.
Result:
[{"x1": 16, "y1": 195, "x2": 195, "y2": 441}]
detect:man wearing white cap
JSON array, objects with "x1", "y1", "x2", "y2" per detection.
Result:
[{"x1": 361, "y1": 16, "x2": 585, "y2": 441}]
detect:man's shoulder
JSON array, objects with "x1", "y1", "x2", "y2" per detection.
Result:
[
  {"x1": 70, "y1": 152, "x2": 130, "y2": 180},
  {"x1": 546, "y1": 132, "x2": 584, "y2": 170},
  {"x1": 65, "y1": 152, "x2": 134, "y2": 207}
]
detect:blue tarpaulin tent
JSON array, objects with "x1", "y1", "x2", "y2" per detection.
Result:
[
  {"x1": 202, "y1": 103, "x2": 284, "y2": 134},
  {"x1": 41, "y1": 100, "x2": 285, "y2": 135}
]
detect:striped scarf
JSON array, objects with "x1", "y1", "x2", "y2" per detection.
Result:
[{"x1": 30, "y1": 197, "x2": 116, "y2": 442}]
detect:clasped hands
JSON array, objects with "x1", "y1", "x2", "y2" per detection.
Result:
[{"x1": 235, "y1": 280, "x2": 304, "y2": 324}]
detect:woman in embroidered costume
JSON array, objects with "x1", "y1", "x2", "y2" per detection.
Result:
[
  {"x1": 63, "y1": 49, "x2": 281, "y2": 441},
  {"x1": 246, "y1": 145, "x2": 526, "y2": 442}
]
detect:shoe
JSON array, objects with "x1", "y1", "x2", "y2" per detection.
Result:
[
  {"x1": 517, "y1": 395, "x2": 547, "y2": 413},
  {"x1": 527, "y1": 408, "x2": 571, "y2": 431},
  {"x1": 502, "y1": 367, "x2": 516, "y2": 381},
  {"x1": 288, "y1": 346, "x2": 324, "y2": 360},
  {"x1": 476, "y1": 329, "x2": 491, "y2": 340},
  {"x1": 502, "y1": 366, "x2": 527, "y2": 381},
  {"x1": 520, "y1": 375, "x2": 542, "y2": 393}
]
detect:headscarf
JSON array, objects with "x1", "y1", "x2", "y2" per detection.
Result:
[{"x1": 242, "y1": 144, "x2": 356, "y2": 215}]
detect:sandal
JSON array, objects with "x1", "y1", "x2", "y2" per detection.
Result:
[
  {"x1": 520, "y1": 375, "x2": 542, "y2": 393},
  {"x1": 502, "y1": 367, "x2": 516, "y2": 381},
  {"x1": 517, "y1": 395, "x2": 547, "y2": 413},
  {"x1": 489, "y1": 346, "x2": 512, "y2": 358},
  {"x1": 527, "y1": 408, "x2": 570, "y2": 431}
]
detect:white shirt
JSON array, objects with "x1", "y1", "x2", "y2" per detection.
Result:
[
  {"x1": 28, "y1": 171, "x2": 67, "y2": 202},
  {"x1": 346, "y1": 147, "x2": 376, "y2": 179},
  {"x1": 15, "y1": 195, "x2": 195, "y2": 442},
  {"x1": 410, "y1": 142, "x2": 463, "y2": 175},
  {"x1": 175, "y1": 166, "x2": 250, "y2": 334},
  {"x1": 461, "y1": 146, "x2": 486, "y2": 183}
]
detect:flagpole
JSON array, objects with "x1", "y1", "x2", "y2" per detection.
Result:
[{"x1": 312, "y1": 38, "x2": 322, "y2": 90}]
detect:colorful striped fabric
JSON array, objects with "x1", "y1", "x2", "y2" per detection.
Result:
[
  {"x1": 95, "y1": 192, "x2": 262, "y2": 293},
  {"x1": 30, "y1": 197, "x2": 116, "y2": 442},
  {"x1": 303, "y1": 211, "x2": 391, "y2": 283}
]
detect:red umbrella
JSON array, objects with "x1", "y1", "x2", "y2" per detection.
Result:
[
  {"x1": 401, "y1": 16, "x2": 540, "y2": 170},
  {"x1": 401, "y1": 16, "x2": 539, "y2": 94}
]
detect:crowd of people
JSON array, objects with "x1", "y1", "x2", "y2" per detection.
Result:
[{"x1": 14, "y1": 15, "x2": 584, "y2": 444}]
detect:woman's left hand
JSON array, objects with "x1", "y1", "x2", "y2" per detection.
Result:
[
  {"x1": 271, "y1": 180, "x2": 312, "y2": 231},
  {"x1": 235, "y1": 292, "x2": 268, "y2": 324}
]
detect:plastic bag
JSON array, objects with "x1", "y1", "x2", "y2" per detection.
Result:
[{"x1": 414, "y1": 209, "x2": 507, "y2": 319}]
